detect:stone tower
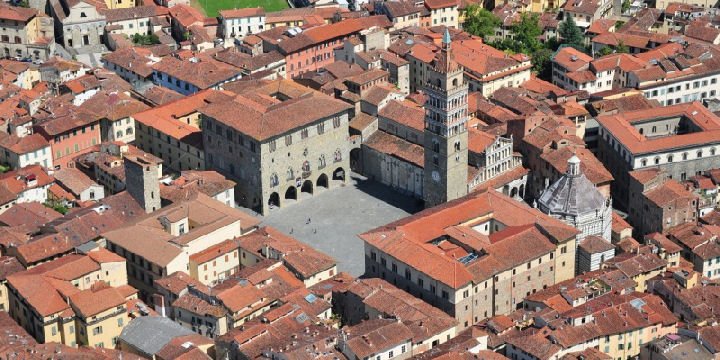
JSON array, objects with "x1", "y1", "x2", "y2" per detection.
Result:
[
  {"x1": 124, "y1": 154, "x2": 162, "y2": 213},
  {"x1": 422, "y1": 29, "x2": 469, "y2": 208}
]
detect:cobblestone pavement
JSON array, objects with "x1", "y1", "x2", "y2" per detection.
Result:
[{"x1": 256, "y1": 174, "x2": 422, "y2": 276}]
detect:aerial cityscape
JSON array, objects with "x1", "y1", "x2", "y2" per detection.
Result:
[{"x1": 0, "y1": 0, "x2": 719, "y2": 358}]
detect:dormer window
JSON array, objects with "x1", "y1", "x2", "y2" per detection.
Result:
[{"x1": 80, "y1": 12, "x2": 87, "y2": 17}]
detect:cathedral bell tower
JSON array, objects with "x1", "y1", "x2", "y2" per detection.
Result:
[{"x1": 422, "y1": 29, "x2": 469, "y2": 208}]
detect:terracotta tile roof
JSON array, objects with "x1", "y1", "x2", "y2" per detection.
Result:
[
  {"x1": 378, "y1": 99, "x2": 425, "y2": 131},
  {"x1": 596, "y1": 102, "x2": 720, "y2": 155},
  {"x1": 102, "y1": 5, "x2": 168, "y2": 22},
  {"x1": 523, "y1": 76, "x2": 568, "y2": 96},
  {"x1": 566, "y1": 70, "x2": 597, "y2": 83},
  {"x1": 172, "y1": 293, "x2": 227, "y2": 317},
  {"x1": 686, "y1": 22, "x2": 720, "y2": 43},
  {"x1": 364, "y1": 131, "x2": 424, "y2": 167},
  {"x1": 579, "y1": 235, "x2": 615, "y2": 254},
  {"x1": 161, "y1": 170, "x2": 236, "y2": 204},
  {"x1": 105, "y1": 193, "x2": 259, "y2": 267},
  {"x1": 102, "y1": 47, "x2": 156, "y2": 78},
  {"x1": 219, "y1": 7, "x2": 264, "y2": 18},
  {"x1": 199, "y1": 80, "x2": 352, "y2": 141},
  {"x1": 34, "y1": 107, "x2": 100, "y2": 136},
  {"x1": 151, "y1": 55, "x2": 242, "y2": 90},
  {"x1": 189, "y1": 238, "x2": 238, "y2": 264},
  {"x1": 0, "y1": 133, "x2": 50, "y2": 155},
  {"x1": 587, "y1": 19, "x2": 617, "y2": 34},
  {"x1": 213, "y1": 49, "x2": 284, "y2": 72},
  {"x1": 0, "y1": 4, "x2": 38, "y2": 22},
  {"x1": 141, "y1": 86, "x2": 185, "y2": 106},
  {"x1": 699, "y1": 326, "x2": 720, "y2": 352},
  {"x1": 425, "y1": 0, "x2": 458, "y2": 8},
  {"x1": 0, "y1": 164, "x2": 54, "y2": 197},
  {"x1": 272, "y1": 16, "x2": 391, "y2": 55},
  {"x1": 452, "y1": 39, "x2": 530, "y2": 80},
  {"x1": 169, "y1": 4, "x2": 205, "y2": 28},
  {"x1": 344, "y1": 278, "x2": 457, "y2": 340},
  {"x1": 70, "y1": 286, "x2": 126, "y2": 318},
  {"x1": 540, "y1": 146, "x2": 613, "y2": 185},
  {"x1": 553, "y1": 47, "x2": 593, "y2": 71},
  {"x1": 87, "y1": 247, "x2": 126, "y2": 263},
  {"x1": 468, "y1": 128, "x2": 496, "y2": 154},
  {"x1": 383, "y1": 0, "x2": 423, "y2": 17},
  {"x1": 606, "y1": 252, "x2": 667, "y2": 277},
  {"x1": 6, "y1": 273, "x2": 70, "y2": 317},
  {"x1": 612, "y1": 211, "x2": 632, "y2": 233},
  {"x1": 133, "y1": 89, "x2": 232, "y2": 142},
  {"x1": 644, "y1": 179, "x2": 696, "y2": 207},
  {"x1": 0, "y1": 256, "x2": 24, "y2": 281},
  {"x1": 0, "y1": 202, "x2": 61, "y2": 228},
  {"x1": 360, "y1": 190, "x2": 578, "y2": 288},
  {"x1": 154, "y1": 271, "x2": 209, "y2": 296},
  {"x1": 237, "y1": 226, "x2": 336, "y2": 279},
  {"x1": 591, "y1": 53, "x2": 647, "y2": 73},
  {"x1": 53, "y1": 167, "x2": 100, "y2": 197},
  {"x1": 344, "y1": 319, "x2": 414, "y2": 358}
]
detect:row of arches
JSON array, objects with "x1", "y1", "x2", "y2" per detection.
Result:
[{"x1": 267, "y1": 168, "x2": 345, "y2": 210}]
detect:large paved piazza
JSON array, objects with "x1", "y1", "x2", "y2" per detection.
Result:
[{"x1": 256, "y1": 174, "x2": 421, "y2": 276}]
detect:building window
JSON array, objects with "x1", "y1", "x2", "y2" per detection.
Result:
[
  {"x1": 285, "y1": 135, "x2": 292, "y2": 146},
  {"x1": 333, "y1": 117, "x2": 341, "y2": 128},
  {"x1": 301, "y1": 129, "x2": 309, "y2": 139}
]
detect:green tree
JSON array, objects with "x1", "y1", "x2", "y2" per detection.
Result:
[
  {"x1": 463, "y1": 4, "x2": 502, "y2": 39},
  {"x1": 17, "y1": 0, "x2": 29, "y2": 7},
  {"x1": 616, "y1": 40, "x2": 629, "y2": 53},
  {"x1": 531, "y1": 47, "x2": 554, "y2": 80},
  {"x1": 597, "y1": 46, "x2": 614, "y2": 56},
  {"x1": 510, "y1": 13, "x2": 543, "y2": 54},
  {"x1": 621, "y1": 0, "x2": 631, "y2": 13},
  {"x1": 558, "y1": 15, "x2": 584, "y2": 50},
  {"x1": 131, "y1": 33, "x2": 160, "y2": 45}
]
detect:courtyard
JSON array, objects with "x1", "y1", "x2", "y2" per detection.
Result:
[{"x1": 257, "y1": 174, "x2": 422, "y2": 276}]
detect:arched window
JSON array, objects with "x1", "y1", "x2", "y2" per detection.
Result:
[
  {"x1": 452, "y1": 78, "x2": 458, "y2": 87},
  {"x1": 639, "y1": 128, "x2": 644, "y2": 135},
  {"x1": 116, "y1": 131, "x2": 122, "y2": 138},
  {"x1": 697, "y1": 150, "x2": 703, "y2": 158},
  {"x1": 318, "y1": 155, "x2": 326, "y2": 169},
  {"x1": 713, "y1": 148, "x2": 717, "y2": 156},
  {"x1": 667, "y1": 154, "x2": 674, "y2": 162},
  {"x1": 454, "y1": 140, "x2": 461, "y2": 151},
  {"x1": 302, "y1": 161, "x2": 311, "y2": 172},
  {"x1": 683, "y1": 152, "x2": 688, "y2": 160},
  {"x1": 126, "y1": 128, "x2": 133, "y2": 135},
  {"x1": 654, "y1": 157, "x2": 660, "y2": 165},
  {"x1": 641, "y1": 159, "x2": 647, "y2": 167},
  {"x1": 334, "y1": 148, "x2": 342, "y2": 162},
  {"x1": 270, "y1": 173, "x2": 279, "y2": 187}
]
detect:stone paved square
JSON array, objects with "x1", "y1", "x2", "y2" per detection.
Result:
[{"x1": 252, "y1": 174, "x2": 422, "y2": 276}]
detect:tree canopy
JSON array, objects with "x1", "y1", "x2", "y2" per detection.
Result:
[
  {"x1": 463, "y1": 4, "x2": 502, "y2": 39},
  {"x1": 558, "y1": 15, "x2": 584, "y2": 50}
]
